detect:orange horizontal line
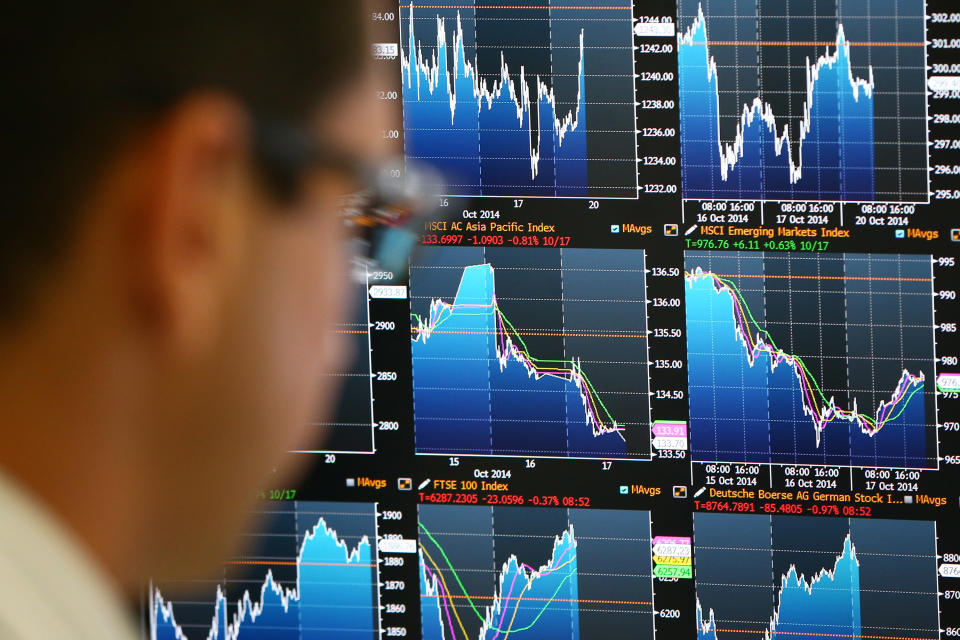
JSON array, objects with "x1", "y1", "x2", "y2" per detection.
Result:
[
  {"x1": 691, "y1": 41, "x2": 924, "y2": 47},
  {"x1": 412, "y1": 329, "x2": 646, "y2": 338},
  {"x1": 404, "y1": 4, "x2": 631, "y2": 8},
  {"x1": 715, "y1": 629, "x2": 936, "y2": 640},
  {"x1": 225, "y1": 560, "x2": 376, "y2": 567},
  {"x1": 426, "y1": 593, "x2": 652, "y2": 605},
  {"x1": 335, "y1": 330, "x2": 369, "y2": 334},
  {"x1": 714, "y1": 273, "x2": 932, "y2": 283}
]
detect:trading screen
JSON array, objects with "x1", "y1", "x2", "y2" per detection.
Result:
[{"x1": 148, "y1": 2, "x2": 960, "y2": 638}]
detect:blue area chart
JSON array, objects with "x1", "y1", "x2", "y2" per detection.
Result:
[
  {"x1": 150, "y1": 517, "x2": 376, "y2": 639},
  {"x1": 693, "y1": 514, "x2": 941, "y2": 640},
  {"x1": 685, "y1": 268, "x2": 927, "y2": 467},
  {"x1": 697, "y1": 535, "x2": 862, "y2": 640},
  {"x1": 678, "y1": 4, "x2": 876, "y2": 201},
  {"x1": 401, "y1": 4, "x2": 587, "y2": 196},
  {"x1": 420, "y1": 526, "x2": 580, "y2": 640},
  {"x1": 411, "y1": 262, "x2": 627, "y2": 459}
]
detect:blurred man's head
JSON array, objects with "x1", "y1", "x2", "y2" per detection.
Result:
[{"x1": 0, "y1": 3, "x2": 383, "y2": 592}]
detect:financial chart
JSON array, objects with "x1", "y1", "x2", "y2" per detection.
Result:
[
  {"x1": 693, "y1": 513, "x2": 941, "y2": 640},
  {"x1": 399, "y1": 1, "x2": 639, "y2": 197},
  {"x1": 144, "y1": 2, "x2": 960, "y2": 639},
  {"x1": 410, "y1": 246, "x2": 651, "y2": 459},
  {"x1": 150, "y1": 502, "x2": 379, "y2": 639},
  {"x1": 685, "y1": 250, "x2": 937, "y2": 468},
  {"x1": 677, "y1": 0, "x2": 929, "y2": 202},
  {"x1": 417, "y1": 504, "x2": 654, "y2": 640}
]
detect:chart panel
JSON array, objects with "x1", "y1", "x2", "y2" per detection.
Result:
[
  {"x1": 684, "y1": 251, "x2": 938, "y2": 468},
  {"x1": 693, "y1": 512, "x2": 941, "y2": 640},
  {"x1": 399, "y1": 0, "x2": 639, "y2": 198},
  {"x1": 137, "y1": 3, "x2": 960, "y2": 640},
  {"x1": 150, "y1": 502, "x2": 379, "y2": 639},
  {"x1": 677, "y1": 0, "x2": 929, "y2": 202},
  {"x1": 417, "y1": 504, "x2": 654, "y2": 640},
  {"x1": 308, "y1": 268, "x2": 376, "y2": 454},
  {"x1": 410, "y1": 246, "x2": 651, "y2": 459}
]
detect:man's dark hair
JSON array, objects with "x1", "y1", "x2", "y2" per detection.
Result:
[{"x1": 0, "y1": 3, "x2": 365, "y2": 317}]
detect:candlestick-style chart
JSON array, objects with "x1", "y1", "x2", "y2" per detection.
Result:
[
  {"x1": 417, "y1": 504, "x2": 654, "y2": 640},
  {"x1": 693, "y1": 513, "x2": 940, "y2": 640},
  {"x1": 399, "y1": 0, "x2": 638, "y2": 197},
  {"x1": 411, "y1": 246, "x2": 651, "y2": 459},
  {"x1": 677, "y1": 0, "x2": 929, "y2": 202},
  {"x1": 684, "y1": 251, "x2": 937, "y2": 468},
  {"x1": 150, "y1": 502, "x2": 379, "y2": 640}
]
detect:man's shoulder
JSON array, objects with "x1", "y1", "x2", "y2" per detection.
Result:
[{"x1": 0, "y1": 472, "x2": 138, "y2": 640}]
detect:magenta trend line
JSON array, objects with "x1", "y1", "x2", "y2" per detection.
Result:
[
  {"x1": 424, "y1": 564, "x2": 461, "y2": 640},
  {"x1": 687, "y1": 267, "x2": 925, "y2": 445},
  {"x1": 490, "y1": 541, "x2": 577, "y2": 640},
  {"x1": 413, "y1": 263, "x2": 625, "y2": 440}
]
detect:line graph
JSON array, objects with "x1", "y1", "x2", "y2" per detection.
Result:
[
  {"x1": 150, "y1": 502, "x2": 379, "y2": 640},
  {"x1": 399, "y1": 0, "x2": 638, "y2": 197},
  {"x1": 677, "y1": 0, "x2": 929, "y2": 202},
  {"x1": 410, "y1": 246, "x2": 651, "y2": 459},
  {"x1": 684, "y1": 251, "x2": 937, "y2": 468},
  {"x1": 693, "y1": 513, "x2": 940, "y2": 640},
  {"x1": 417, "y1": 504, "x2": 654, "y2": 640},
  {"x1": 690, "y1": 269, "x2": 925, "y2": 443}
]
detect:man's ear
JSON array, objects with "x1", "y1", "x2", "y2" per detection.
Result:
[{"x1": 122, "y1": 94, "x2": 255, "y2": 355}]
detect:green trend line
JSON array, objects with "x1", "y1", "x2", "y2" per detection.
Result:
[
  {"x1": 410, "y1": 264, "x2": 632, "y2": 439},
  {"x1": 418, "y1": 521, "x2": 577, "y2": 635},
  {"x1": 687, "y1": 268, "x2": 925, "y2": 436}
]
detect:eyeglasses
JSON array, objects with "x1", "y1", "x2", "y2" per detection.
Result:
[{"x1": 252, "y1": 117, "x2": 442, "y2": 283}]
